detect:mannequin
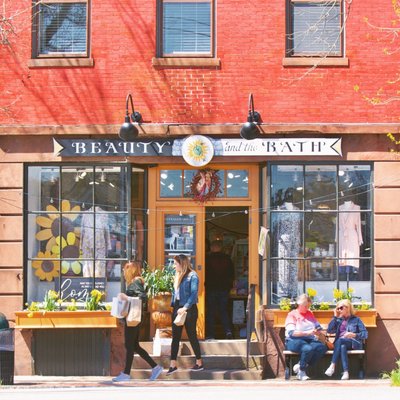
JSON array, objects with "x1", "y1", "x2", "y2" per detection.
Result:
[
  {"x1": 275, "y1": 192, "x2": 301, "y2": 299},
  {"x1": 338, "y1": 200, "x2": 363, "y2": 271}
]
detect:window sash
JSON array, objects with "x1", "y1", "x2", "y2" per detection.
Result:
[
  {"x1": 287, "y1": 0, "x2": 343, "y2": 57},
  {"x1": 33, "y1": 1, "x2": 89, "y2": 58},
  {"x1": 159, "y1": 0, "x2": 213, "y2": 57}
]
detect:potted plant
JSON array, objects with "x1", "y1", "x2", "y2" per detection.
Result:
[{"x1": 142, "y1": 263, "x2": 175, "y2": 329}]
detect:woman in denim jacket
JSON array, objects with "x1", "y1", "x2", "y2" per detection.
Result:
[
  {"x1": 166, "y1": 254, "x2": 203, "y2": 375},
  {"x1": 325, "y1": 299, "x2": 368, "y2": 380}
]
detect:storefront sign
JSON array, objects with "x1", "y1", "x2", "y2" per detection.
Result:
[
  {"x1": 217, "y1": 138, "x2": 342, "y2": 156},
  {"x1": 54, "y1": 138, "x2": 174, "y2": 157},
  {"x1": 54, "y1": 137, "x2": 342, "y2": 157}
]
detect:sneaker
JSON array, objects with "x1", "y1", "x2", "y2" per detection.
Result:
[
  {"x1": 191, "y1": 364, "x2": 204, "y2": 371},
  {"x1": 325, "y1": 364, "x2": 335, "y2": 377},
  {"x1": 166, "y1": 366, "x2": 178, "y2": 376},
  {"x1": 341, "y1": 371, "x2": 349, "y2": 380},
  {"x1": 293, "y1": 363, "x2": 300, "y2": 374},
  {"x1": 149, "y1": 365, "x2": 163, "y2": 381},
  {"x1": 112, "y1": 372, "x2": 131, "y2": 382},
  {"x1": 297, "y1": 370, "x2": 310, "y2": 381},
  {"x1": 226, "y1": 332, "x2": 233, "y2": 340}
]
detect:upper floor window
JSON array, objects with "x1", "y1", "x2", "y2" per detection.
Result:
[
  {"x1": 32, "y1": 1, "x2": 90, "y2": 58},
  {"x1": 157, "y1": 0, "x2": 214, "y2": 57},
  {"x1": 286, "y1": 0, "x2": 343, "y2": 57}
]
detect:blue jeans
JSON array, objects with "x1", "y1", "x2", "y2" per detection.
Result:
[
  {"x1": 286, "y1": 338, "x2": 327, "y2": 371},
  {"x1": 331, "y1": 338, "x2": 354, "y2": 372},
  {"x1": 206, "y1": 290, "x2": 232, "y2": 338}
]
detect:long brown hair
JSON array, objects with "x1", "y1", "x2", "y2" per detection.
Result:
[
  {"x1": 123, "y1": 261, "x2": 144, "y2": 285},
  {"x1": 173, "y1": 254, "x2": 193, "y2": 290}
]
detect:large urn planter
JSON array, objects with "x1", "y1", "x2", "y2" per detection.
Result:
[
  {"x1": 150, "y1": 293, "x2": 172, "y2": 329},
  {"x1": 15, "y1": 310, "x2": 118, "y2": 329},
  {"x1": 271, "y1": 309, "x2": 377, "y2": 328}
]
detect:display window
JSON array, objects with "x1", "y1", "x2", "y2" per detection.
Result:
[
  {"x1": 25, "y1": 165, "x2": 145, "y2": 304},
  {"x1": 268, "y1": 164, "x2": 372, "y2": 305}
]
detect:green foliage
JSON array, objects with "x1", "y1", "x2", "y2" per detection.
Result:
[
  {"x1": 142, "y1": 263, "x2": 175, "y2": 298},
  {"x1": 381, "y1": 359, "x2": 400, "y2": 386}
]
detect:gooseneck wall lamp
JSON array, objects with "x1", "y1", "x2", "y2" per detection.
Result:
[
  {"x1": 240, "y1": 93, "x2": 261, "y2": 140},
  {"x1": 119, "y1": 93, "x2": 143, "y2": 141}
]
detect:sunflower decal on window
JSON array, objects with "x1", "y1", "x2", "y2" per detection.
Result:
[
  {"x1": 182, "y1": 135, "x2": 214, "y2": 167},
  {"x1": 32, "y1": 251, "x2": 60, "y2": 281},
  {"x1": 34, "y1": 200, "x2": 82, "y2": 280},
  {"x1": 51, "y1": 232, "x2": 82, "y2": 276},
  {"x1": 35, "y1": 199, "x2": 81, "y2": 251}
]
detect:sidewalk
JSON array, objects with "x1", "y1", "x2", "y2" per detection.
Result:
[{"x1": 1, "y1": 375, "x2": 392, "y2": 390}]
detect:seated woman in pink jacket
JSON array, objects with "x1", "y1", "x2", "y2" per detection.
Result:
[{"x1": 285, "y1": 294, "x2": 328, "y2": 380}]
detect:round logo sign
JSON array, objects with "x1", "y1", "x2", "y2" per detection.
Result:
[{"x1": 181, "y1": 135, "x2": 214, "y2": 167}]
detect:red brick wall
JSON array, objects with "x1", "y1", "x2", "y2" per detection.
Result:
[{"x1": 0, "y1": 0, "x2": 399, "y2": 126}]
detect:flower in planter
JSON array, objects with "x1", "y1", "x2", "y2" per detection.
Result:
[
  {"x1": 25, "y1": 290, "x2": 61, "y2": 315},
  {"x1": 66, "y1": 299, "x2": 78, "y2": 311},
  {"x1": 279, "y1": 297, "x2": 293, "y2": 311},
  {"x1": 85, "y1": 289, "x2": 106, "y2": 311},
  {"x1": 43, "y1": 290, "x2": 60, "y2": 311}
]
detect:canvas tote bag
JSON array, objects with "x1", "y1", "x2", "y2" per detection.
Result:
[
  {"x1": 173, "y1": 310, "x2": 187, "y2": 326},
  {"x1": 126, "y1": 297, "x2": 142, "y2": 327},
  {"x1": 110, "y1": 297, "x2": 130, "y2": 319}
]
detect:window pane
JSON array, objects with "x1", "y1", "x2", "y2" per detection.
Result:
[
  {"x1": 163, "y1": 1, "x2": 211, "y2": 54},
  {"x1": 290, "y1": 2, "x2": 341, "y2": 55},
  {"x1": 338, "y1": 165, "x2": 371, "y2": 210},
  {"x1": 227, "y1": 170, "x2": 248, "y2": 197},
  {"x1": 305, "y1": 165, "x2": 336, "y2": 210},
  {"x1": 270, "y1": 165, "x2": 304, "y2": 209},
  {"x1": 27, "y1": 166, "x2": 60, "y2": 211},
  {"x1": 305, "y1": 212, "x2": 336, "y2": 258},
  {"x1": 39, "y1": 3, "x2": 87, "y2": 55},
  {"x1": 160, "y1": 170, "x2": 183, "y2": 197},
  {"x1": 270, "y1": 259, "x2": 301, "y2": 303},
  {"x1": 61, "y1": 167, "x2": 93, "y2": 212}
]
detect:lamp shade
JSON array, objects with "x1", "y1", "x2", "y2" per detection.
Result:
[
  {"x1": 119, "y1": 116, "x2": 139, "y2": 141},
  {"x1": 240, "y1": 122, "x2": 259, "y2": 140}
]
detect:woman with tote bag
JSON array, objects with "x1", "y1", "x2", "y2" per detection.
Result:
[
  {"x1": 166, "y1": 254, "x2": 203, "y2": 375},
  {"x1": 112, "y1": 261, "x2": 163, "y2": 382}
]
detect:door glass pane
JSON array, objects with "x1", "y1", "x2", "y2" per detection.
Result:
[{"x1": 164, "y1": 214, "x2": 196, "y2": 267}]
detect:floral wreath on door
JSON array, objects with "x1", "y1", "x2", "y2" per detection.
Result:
[{"x1": 189, "y1": 168, "x2": 221, "y2": 203}]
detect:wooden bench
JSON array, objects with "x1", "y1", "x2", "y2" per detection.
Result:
[{"x1": 283, "y1": 348, "x2": 366, "y2": 380}]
